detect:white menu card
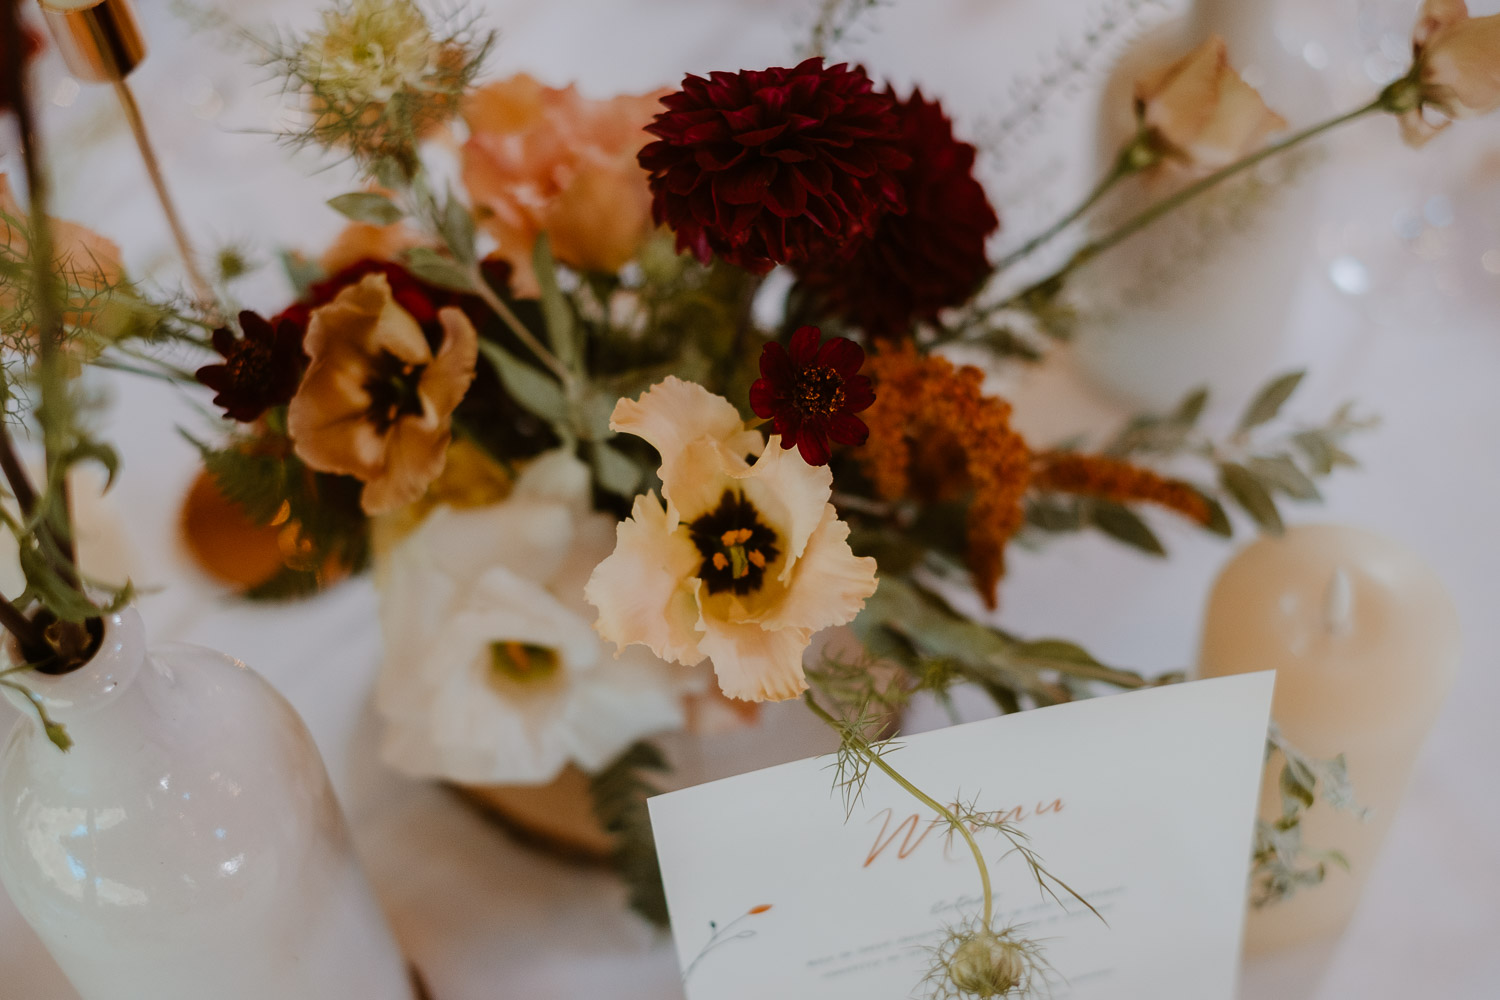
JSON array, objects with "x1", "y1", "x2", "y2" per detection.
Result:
[{"x1": 649, "y1": 674, "x2": 1275, "y2": 999}]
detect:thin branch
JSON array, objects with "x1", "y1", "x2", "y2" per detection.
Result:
[
  {"x1": 805, "y1": 693, "x2": 995, "y2": 928},
  {"x1": 0, "y1": 423, "x2": 38, "y2": 517},
  {"x1": 0, "y1": 593, "x2": 44, "y2": 654}
]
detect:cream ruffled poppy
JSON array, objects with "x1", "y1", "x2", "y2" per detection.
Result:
[
  {"x1": 1396, "y1": 0, "x2": 1500, "y2": 146},
  {"x1": 287, "y1": 271, "x2": 477, "y2": 515},
  {"x1": 375, "y1": 450, "x2": 686, "y2": 784},
  {"x1": 585, "y1": 377, "x2": 879, "y2": 703},
  {"x1": 1134, "y1": 35, "x2": 1287, "y2": 172}
]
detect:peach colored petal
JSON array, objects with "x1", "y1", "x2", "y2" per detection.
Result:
[
  {"x1": 1136, "y1": 36, "x2": 1227, "y2": 152},
  {"x1": 460, "y1": 75, "x2": 662, "y2": 293},
  {"x1": 361, "y1": 415, "x2": 450, "y2": 514},
  {"x1": 545, "y1": 157, "x2": 656, "y2": 274},
  {"x1": 1187, "y1": 69, "x2": 1287, "y2": 169},
  {"x1": 289, "y1": 273, "x2": 470, "y2": 512},
  {"x1": 695, "y1": 611, "x2": 812, "y2": 703},
  {"x1": 423, "y1": 306, "x2": 479, "y2": 415},
  {"x1": 737, "y1": 435, "x2": 834, "y2": 581},
  {"x1": 610, "y1": 376, "x2": 765, "y2": 507},
  {"x1": 1423, "y1": 12, "x2": 1500, "y2": 117},
  {"x1": 760, "y1": 505, "x2": 878, "y2": 633},
  {"x1": 585, "y1": 491, "x2": 705, "y2": 666},
  {"x1": 1416, "y1": 0, "x2": 1470, "y2": 46},
  {"x1": 1135, "y1": 36, "x2": 1285, "y2": 171},
  {"x1": 320, "y1": 221, "x2": 428, "y2": 274}
]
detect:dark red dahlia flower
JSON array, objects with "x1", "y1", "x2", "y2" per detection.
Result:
[
  {"x1": 749, "y1": 325, "x2": 874, "y2": 466},
  {"x1": 638, "y1": 58, "x2": 910, "y2": 274},
  {"x1": 796, "y1": 88, "x2": 999, "y2": 338},
  {"x1": 197, "y1": 311, "x2": 309, "y2": 423}
]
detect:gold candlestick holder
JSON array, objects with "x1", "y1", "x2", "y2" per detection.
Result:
[{"x1": 38, "y1": 0, "x2": 216, "y2": 306}]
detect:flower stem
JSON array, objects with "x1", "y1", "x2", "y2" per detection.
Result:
[
  {"x1": 3, "y1": 3, "x2": 81, "y2": 592},
  {"x1": 804, "y1": 694, "x2": 994, "y2": 927},
  {"x1": 467, "y1": 268, "x2": 577, "y2": 392},
  {"x1": 993, "y1": 152, "x2": 1136, "y2": 273},
  {"x1": 973, "y1": 97, "x2": 1387, "y2": 326},
  {"x1": 112, "y1": 79, "x2": 217, "y2": 308}
]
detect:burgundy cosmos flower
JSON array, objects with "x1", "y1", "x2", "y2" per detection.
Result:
[
  {"x1": 750, "y1": 326, "x2": 874, "y2": 466},
  {"x1": 638, "y1": 58, "x2": 909, "y2": 274},
  {"x1": 196, "y1": 311, "x2": 308, "y2": 423},
  {"x1": 797, "y1": 89, "x2": 999, "y2": 338}
]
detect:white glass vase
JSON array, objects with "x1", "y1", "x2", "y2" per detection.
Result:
[
  {"x1": 0, "y1": 608, "x2": 415, "y2": 1000},
  {"x1": 1071, "y1": 0, "x2": 1331, "y2": 410}
]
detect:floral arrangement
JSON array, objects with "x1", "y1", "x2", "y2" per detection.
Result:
[{"x1": 5, "y1": 0, "x2": 1498, "y2": 994}]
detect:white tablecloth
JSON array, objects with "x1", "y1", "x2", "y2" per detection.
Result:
[{"x1": 2, "y1": 1, "x2": 1498, "y2": 997}]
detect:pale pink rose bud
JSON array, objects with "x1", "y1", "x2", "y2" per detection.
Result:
[
  {"x1": 1133, "y1": 35, "x2": 1288, "y2": 174},
  {"x1": 1394, "y1": 0, "x2": 1500, "y2": 146}
]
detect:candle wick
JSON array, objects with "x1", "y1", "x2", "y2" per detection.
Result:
[{"x1": 1323, "y1": 568, "x2": 1354, "y2": 637}]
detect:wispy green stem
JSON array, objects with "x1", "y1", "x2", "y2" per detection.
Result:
[
  {"x1": 805, "y1": 693, "x2": 994, "y2": 927},
  {"x1": 993, "y1": 151, "x2": 1137, "y2": 273},
  {"x1": 971, "y1": 97, "x2": 1386, "y2": 328}
]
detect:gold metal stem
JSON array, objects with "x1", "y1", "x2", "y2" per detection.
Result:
[{"x1": 111, "y1": 78, "x2": 216, "y2": 306}]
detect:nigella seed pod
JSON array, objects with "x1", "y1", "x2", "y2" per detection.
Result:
[{"x1": 945, "y1": 929, "x2": 1027, "y2": 998}]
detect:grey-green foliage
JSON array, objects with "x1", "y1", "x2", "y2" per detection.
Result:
[{"x1": 1252, "y1": 724, "x2": 1370, "y2": 908}]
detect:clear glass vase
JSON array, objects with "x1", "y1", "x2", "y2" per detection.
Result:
[{"x1": 0, "y1": 608, "x2": 415, "y2": 1000}]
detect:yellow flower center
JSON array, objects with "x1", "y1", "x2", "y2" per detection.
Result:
[
  {"x1": 487, "y1": 641, "x2": 560, "y2": 685},
  {"x1": 689, "y1": 491, "x2": 780, "y2": 596}
]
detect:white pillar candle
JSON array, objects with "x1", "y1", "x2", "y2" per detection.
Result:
[{"x1": 1197, "y1": 524, "x2": 1460, "y2": 953}]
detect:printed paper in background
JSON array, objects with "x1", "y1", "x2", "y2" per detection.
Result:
[{"x1": 649, "y1": 673, "x2": 1275, "y2": 1000}]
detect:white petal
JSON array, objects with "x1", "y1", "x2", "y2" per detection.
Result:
[
  {"x1": 585, "y1": 491, "x2": 705, "y2": 666},
  {"x1": 402, "y1": 500, "x2": 575, "y2": 589},
  {"x1": 762, "y1": 505, "x2": 879, "y2": 633},
  {"x1": 560, "y1": 646, "x2": 686, "y2": 772},
  {"x1": 512, "y1": 448, "x2": 593, "y2": 515}
]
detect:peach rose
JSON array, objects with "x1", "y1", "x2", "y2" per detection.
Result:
[
  {"x1": 1134, "y1": 36, "x2": 1288, "y2": 173},
  {"x1": 288, "y1": 272, "x2": 478, "y2": 515},
  {"x1": 0, "y1": 174, "x2": 124, "y2": 335},
  {"x1": 460, "y1": 75, "x2": 666, "y2": 296},
  {"x1": 319, "y1": 220, "x2": 429, "y2": 275},
  {"x1": 1397, "y1": 0, "x2": 1500, "y2": 146}
]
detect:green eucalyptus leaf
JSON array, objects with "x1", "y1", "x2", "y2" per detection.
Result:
[
  {"x1": 401, "y1": 248, "x2": 474, "y2": 292},
  {"x1": 532, "y1": 234, "x2": 579, "y2": 372},
  {"x1": 1292, "y1": 431, "x2": 1335, "y2": 475},
  {"x1": 439, "y1": 193, "x2": 477, "y2": 266},
  {"x1": 478, "y1": 341, "x2": 569, "y2": 428},
  {"x1": 1011, "y1": 639, "x2": 1102, "y2": 668},
  {"x1": 279, "y1": 249, "x2": 323, "y2": 300},
  {"x1": 1173, "y1": 386, "x2": 1210, "y2": 427},
  {"x1": 1247, "y1": 454, "x2": 1321, "y2": 502},
  {"x1": 1195, "y1": 488, "x2": 1234, "y2": 538},
  {"x1": 327, "y1": 191, "x2": 405, "y2": 226},
  {"x1": 1026, "y1": 497, "x2": 1084, "y2": 533},
  {"x1": 1090, "y1": 501, "x2": 1166, "y2": 556},
  {"x1": 592, "y1": 442, "x2": 642, "y2": 498},
  {"x1": 1220, "y1": 462, "x2": 1284, "y2": 534},
  {"x1": 1239, "y1": 371, "x2": 1305, "y2": 432},
  {"x1": 1279, "y1": 761, "x2": 1316, "y2": 810}
]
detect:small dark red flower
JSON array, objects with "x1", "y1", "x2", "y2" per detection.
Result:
[
  {"x1": 749, "y1": 326, "x2": 874, "y2": 466},
  {"x1": 196, "y1": 311, "x2": 308, "y2": 423},
  {"x1": 796, "y1": 89, "x2": 999, "y2": 338},
  {"x1": 638, "y1": 58, "x2": 910, "y2": 274}
]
